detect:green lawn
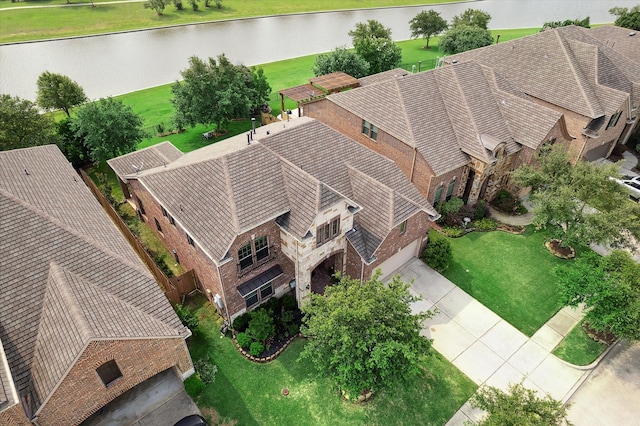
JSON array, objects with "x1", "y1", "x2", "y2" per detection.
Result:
[
  {"x1": 435, "y1": 227, "x2": 574, "y2": 336},
  {"x1": 188, "y1": 299, "x2": 477, "y2": 426},
  {"x1": 553, "y1": 321, "x2": 607, "y2": 366},
  {"x1": 0, "y1": 0, "x2": 458, "y2": 43}
]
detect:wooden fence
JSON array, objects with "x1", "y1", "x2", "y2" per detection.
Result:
[{"x1": 78, "y1": 168, "x2": 197, "y2": 304}]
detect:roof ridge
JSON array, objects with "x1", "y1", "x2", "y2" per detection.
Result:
[
  {"x1": 556, "y1": 30, "x2": 602, "y2": 118},
  {"x1": 221, "y1": 156, "x2": 240, "y2": 233},
  {"x1": 394, "y1": 78, "x2": 417, "y2": 147},
  {"x1": 0, "y1": 189, "x2": 153, "y2": 279}
]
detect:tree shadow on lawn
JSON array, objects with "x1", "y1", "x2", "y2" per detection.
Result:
[{"x1": 198, "y1": 366, "x2": 259, "y2": 426}]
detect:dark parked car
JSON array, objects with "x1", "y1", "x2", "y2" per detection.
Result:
[{"x1": 173, "y1": 414, "x2": 208, "y2": 426}]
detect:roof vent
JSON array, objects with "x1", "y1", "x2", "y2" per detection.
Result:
[
  {"x1": 630, "y1": 31, "x2": 637, "y2": 36},
  {"x1": 451, "y1": 59, "x2": 458, "y2": 64}
]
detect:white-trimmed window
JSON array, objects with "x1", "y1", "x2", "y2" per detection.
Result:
[
  {"x1": 237, "y1": 236, "x2": 270, "y2": 271},
  {"x1": 245, "y1": 282, "x2": 274, "y2": 308},
  {"x1": 362, "y1": 120, "x2": 378, "y2": 141},
  {"x1": 238, "y1": 242, "x2": 253, "y2": 270},
  {"x1": 255, "y1": 236, "x2": 269, "y2": 261},
  {"x1": 399, "y1": 220, "x2": 407, "y2": 234},
  {"x1": 317, "y1": 217, "x2": 340, "y2": 247}
]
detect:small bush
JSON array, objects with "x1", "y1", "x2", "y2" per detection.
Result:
[
  {"x1": 475, "y1": 200, "x2": 487, "y2": 220},
  {"x1": 441, "y1": 226, "x2": 464, "y2": 237},
  {"x1": 474, "y1": 218, "x2": 497, "y2": 231},
  {"x1": 436, "y1": 197, "x2": 464, "y2": 221},
  {"x1": 175, "y1": 304, "x2": 198, "y2": 330},
  {"x1": 265, "y1": 296, "x2": 283, "y2": 312},
  {"x1": 214, "y1": 0, "x2": 222, "y2": 8},
  {"x1": 184, "y1": 374, "x2": 205, "y2": 397},
  {"x1": 153, "y1": 252, "x2": 174, "y2": 278},
  {"x1": 232, "y1": 312, "x2": 252, "y2": 332},
  {"x1": 281, "y1": 293, "x2": 297, "y2": 311},
  {"x1": 249, "y1": 341, "x2": 264, "y2": 357},
  {"x1": 248, "y1": 309, "x2": 276, "y2": 343},
  {"x1": 155, "y1": 122, "x2": 165, "y2": 134},
  {"x1": 491, "y1": 189, "x2": 526, "y2": 214},
  {"x1": 236, "y1": 332, "x2": 252, "y2": 349},
  {"x1": 194, "y1": 355, "x2": 218, "y2": 384},
  {"x1": 422, "y1": 238, "x2": 452, "y2": 272}
]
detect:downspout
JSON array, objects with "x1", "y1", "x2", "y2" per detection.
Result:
[
  {"x1": 295, "y1": 239, "x2": 301, "y2": 303},
  {"x1": 215, "y1": 263, "x2": 231, "y2": 326},
  {"x1": 360, "y1": 259, "x2": 365, "y2": 284},
  {"x1": 409, "y1": 146, "x2": 418, "y2": 182}
]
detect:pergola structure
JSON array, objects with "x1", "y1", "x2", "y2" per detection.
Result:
[{"x1": 278, "y1": 72, "x2": 360, "y2": 118}]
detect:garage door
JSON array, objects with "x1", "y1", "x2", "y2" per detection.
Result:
[{"x1": 377, "y1": 238, "x2": 421, "y2": 281}]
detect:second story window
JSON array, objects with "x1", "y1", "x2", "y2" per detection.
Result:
[
  {"x1": 362, "y1": 120, "x2": 378, "y2": 141},
  {"x1": 606, "y1": 111, "x2": 622, "y2": 130},
  {"x1": 446, "y1": 178, "x2": 456, "y2": 201},
  {"x1": 238, "y1": 242, "x2": 253, "y2": 270},
  {"x1": 317, "y1": 217, "x2": 340, "y2": 247},
  {"x1": 399, "y1": 220, "x2": 407, "y2": 234},
  {"x1": 255, "y1": 236, "x2": 269, "y2": 261},
  {"x1": 434, "y1": 183, "x2": 444, "y2": 204}
]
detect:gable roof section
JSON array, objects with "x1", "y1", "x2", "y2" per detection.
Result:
[
  {"x1": 589, "y1": 25, "x2": 640, "y2": 67},
  {"x1": 0, "y1": 146, "x2": 186, "y2": 417},
  {"x1": 450, "y1": 26, "x2": 640, "y2": 120}
]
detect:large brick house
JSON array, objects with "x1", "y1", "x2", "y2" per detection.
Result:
[
  {"x1": 448, "y1": 25, "x2": 640, "y2": 162},
  {"x1": 305, "y1": 61, "x2": 571, "y2": 205},
  {"x1": 109, "y1": 118, "x2": 438, "y2": 321},
  {"x1": 304, "y1": 26, "x2": 640, "y2": 206},
  {"x1": 0, "y1": 146, "x2": 193, "y2": 426}
]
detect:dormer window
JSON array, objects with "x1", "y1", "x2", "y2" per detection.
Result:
[{"x1": 362, "y1": 120, "x2": 378, "y2": 141}]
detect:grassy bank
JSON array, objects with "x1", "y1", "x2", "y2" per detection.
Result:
[
  {"x1": 112, "y1": 27, "x2": 538, "y2": 153},
  {"x1": 0, "y1": 0, "x2": 457, "y2": 43},
  {"x1": 187, "y1": 297, "x2": 477, "y2": 425}
]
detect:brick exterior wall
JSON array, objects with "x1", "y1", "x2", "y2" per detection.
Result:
[
  {"x1": 127, "y1": 179, "x2": 294, "y2": 321},
  {"x1": 345, "y1": 211, "x2": 431, "y2": 280},
  {"x1": 35, "y1": 338, "x2": 192, "y2": 426},
  {"x1": 0, "y1": 405, "x2": 31, "y2": 426}
]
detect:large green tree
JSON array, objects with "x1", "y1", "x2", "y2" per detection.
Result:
[
  {"x1": 451, "y1": 8, "x2": 492, "y2": 30},
  {"x1": 171, "y1": 54, "x2": 271, "y2": 132},
  {"x1": 439, "y1": 25, "x2": 493, "y2": 54},
  {"x1": 0, "y1": 94, "x2": 56, "y2": 151},
  {"x1": 143, "y1": 0, "x2": 171, "y2": 15},
  {"x1": 513, "y1": 144, "x2": 640, "y2": 250},
  {"x1": 610, "y1": 5, "x2": 640, "y2": 31},
  {"x1": 36, "y1": 71, "x2": 87, "y2": 118},
  {"x1": 409, "y1": 10, "x2": 448, "y2": 49},
  {"x1": 555, "y1": 250, "x2": 640, "y2": 342},
  {"x1": 471, "y1": 381, "x2": 570, "y2": 425},
  {"x1": 300, "y1": 272, "x2": 433, "y2": 398},
  {"x1": 349, "y1": 20, "x2": 402, "y2": 75},
  {"x1": 313, "y1": 46, "x2": 370, "y2": 78},
  {"x1": 71, "y1": 97, "x2": 146, "y2": 163}
]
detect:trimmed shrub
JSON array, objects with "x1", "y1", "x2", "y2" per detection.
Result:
[
  {"x1": 475, "y1": 218, "x2": 497, "y2": 231},
  {"x1": 441, "y1": 226, "x2": 464, "y2": 237},
  {"x1": 247, "y1": 309, "x2": 275, "y2": 343},
  {"x1": 236, "y1": 332, "x2": 252, "y2": 349},
  {"x1": 436, "y1": 197, "x2": 464, "y2": 221},
  {"x1": 184, "y1": 374, "x2": 205, "y2": 397},
  {"x1": 475, "y1": 200, "x2": 487, "y2": 220},
  {"x1": 249, "y1": 341, "x2": 264, "y2": 357},
  {"x1": 265, "y1": 296, "x2": 283, "y2": 313},
  {"x1": 194, "y1": 355, "x2": 218, "y2": 384},
  {"x1": 422, "y1": 238, "x2": 453, "y2": 272},
  {"x1": 232, "y1": 311, "x2": 252, "y2": 332},
  {"x1": 281, "y1": 293, "x2": 297, "y2": 311}
]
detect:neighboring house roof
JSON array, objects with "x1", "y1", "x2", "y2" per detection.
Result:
[
  {"x1": 0, "y1": 145, "x2": 187, "y2": 418},
  {"x1": 328, "y1": 61, "x2": 561, "y2": 175},
  {"x1": 108, "y1": 141, "x2": 183, "y2": 178},
  {"x1": 111, "y1": 118, "x2": 436, "y2": 263},
  {"x1": 449, "y1": 26, "x2": 638, "y2": 120}
]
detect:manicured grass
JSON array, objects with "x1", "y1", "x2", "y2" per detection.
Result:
[
  {"x1": 188, "y1": 299, "x2": 477, "y2": 425},
  {"x1": 553, "y1": 321, "x2": 607, "y2": 366},
  {"x1": 0, "y1": 0, "x2": 457, "y2": 43},
  {"x1": 435, "y1": 227, "x2": 573, "y2": 336}
]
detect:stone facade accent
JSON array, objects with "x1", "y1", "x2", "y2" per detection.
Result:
[{"x1": 34, "y1": 338, "x2": 192, "y2": 426}]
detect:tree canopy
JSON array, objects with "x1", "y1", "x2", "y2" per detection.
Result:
[
  {"x1": 171, "y1": 54, "x2": 271, "y2": 132},
  {"x1": 313, "y1": 46, "x2": 369, "y2": 78},
  {"x1": 439, "y1": 24, "x2": 493, "y2": 54},
  {"x1": 409, "y1": 10, "x2": 448, "y2": 48},
  {"x1": 71, "y1": 97, "x2": 146, "y2": 164},
  {"x1": 451, "y1": 8, "x2": 492, "y2": 30},
  {"x1": 513, "y1": 144, "x2": 640, "y2": 250},
  {"x1": 610, "y1": 5, "x2": 640, "y2": 31},
  {"x1": 0, "y1": 94, "x2": 56, "y2": 151},
  {"x1": 349, "y1": 20, "x2": 402, "y2": 75},
  {"x1": 541, "y1": 17, "x2": 590, "y2": 31},
  {"x1": 470, "y1": 381, "x2": 570, "y2": 425},
  {"x1": 36, "y1": 71, "x2": 87, "y2": 117},
  {"x1": 143, "y1": 0, "x2": 171, "y2": 15},
  {"x1": 555, "y1": 250, "x2": 640, "y2": 342},
  {"x1": 300, "y1": 272, "x2": 433, "y2": 398}
]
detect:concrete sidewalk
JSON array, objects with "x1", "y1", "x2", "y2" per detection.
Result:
[{"x1": 397, "y1": 259, "x2": 589, "y2": 425}]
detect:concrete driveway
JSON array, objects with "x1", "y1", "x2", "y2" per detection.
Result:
[{"x1": 395, "y1": 258, "x2": 590, "y2": 425}]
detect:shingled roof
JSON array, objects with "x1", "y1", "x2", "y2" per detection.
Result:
[
  {"x1": 113, "y1": 118, "x2": 436, "y2": 263},
  {"x1": 328, "y1": 61, "x2": 561, "y2": 175},
  {"x1": 0, "y1": 146, "x2": 187, "y2": 417},
  {"x1": 449, "y1": 26, "x2": 639, "y2": 119}
]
